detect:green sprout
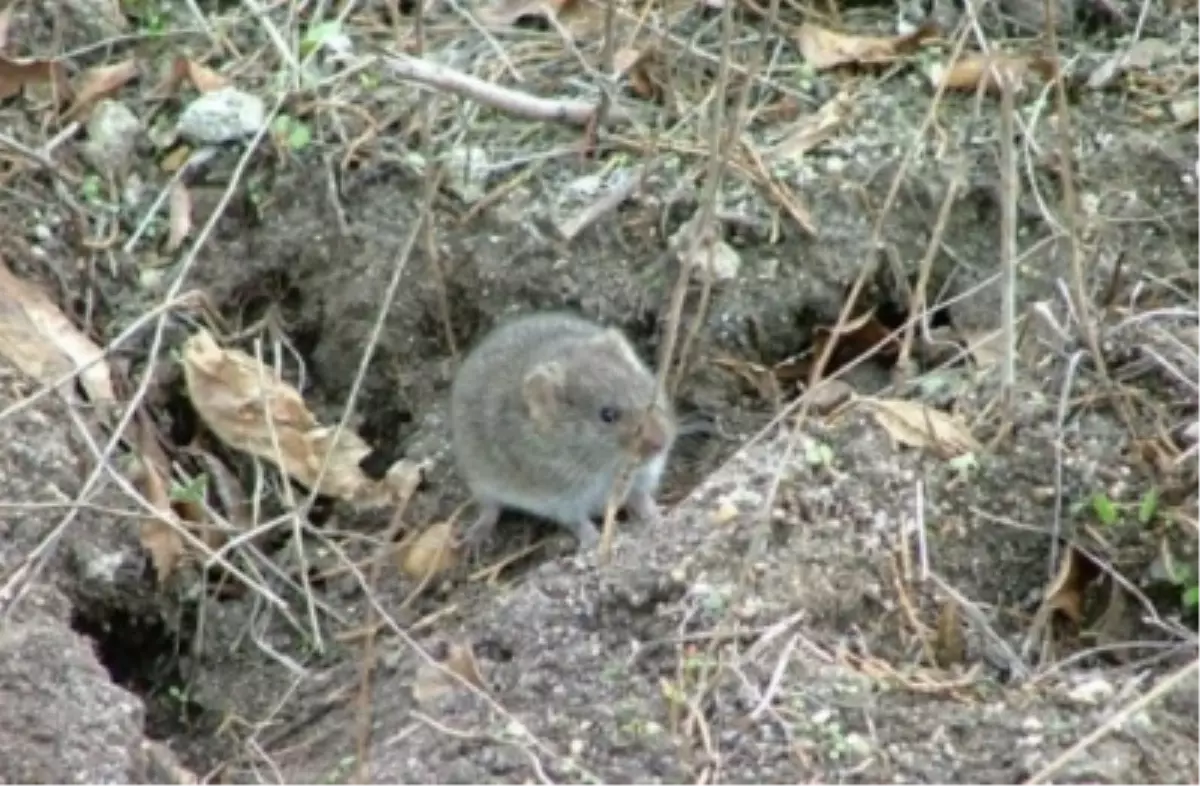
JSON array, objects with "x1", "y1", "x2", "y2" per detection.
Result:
[{"x1": 272, "y1": 114, "x2": 312, "y2": 151}]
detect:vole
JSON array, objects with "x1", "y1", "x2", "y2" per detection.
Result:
[{"x1": 450, "y1": 311, "x2": 677, "y2": 550}]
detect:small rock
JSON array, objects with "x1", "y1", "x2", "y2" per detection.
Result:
[
  {"x1": 176, "y1": 87, "x2": 266, "y2": 145},
  {"x1": 81, "y1": 100, "x2": 142, "y2": 175},
  {"x1": 671, "y1": 211, "x2": 742, "y2": 282},
  {"x1": 443, "y1": 146, "x2": 490, "y2": 204},
  {"x1": 690, "y1": 239, "x2": 741, "y2": 282},
  {"x1": 1068, "y1": 675, "x2": 1115, "y2": 705}
]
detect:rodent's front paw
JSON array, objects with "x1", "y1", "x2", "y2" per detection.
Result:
[
  {"x1": 568, "y1": 518, "x2": 601, "y2": 550},
  {"x1": 626, "y1": 488, "x2": 663, "y2": 526},
  {"x1": 460, "y1": 502, "x2": 501, "y2": 556}
]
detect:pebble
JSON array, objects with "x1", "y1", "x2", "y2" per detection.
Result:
[{"x1": 177, "y1": 87, "x2": 266, "y2": 145}]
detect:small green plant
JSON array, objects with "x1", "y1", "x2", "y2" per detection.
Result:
[
  {"x1": 1091, "y1": 492, "x2": 1120, "y2": 526},
  {"x1": 170, "y1": 473, "x2": 207, "y2": 505},
  {"x1": 1160, "y1": 555, "x2": 1200, "y2": 612},
  {"x1": 121, "y1": 0, "x2": 167, "y2": 35},
  {"x1": 80, "y1": 173, "x2": 104, "y2": 204},
  {"x1": 272, "y1": 114, "x2": 313, "y2": 151},
  {"x1": 804, "y1": 439, "x2": 834, "y2": 468},
  {"x1": 300, "y1": 21, "x2": 343, "y2": 59},
  {"x1": 1086, "y1": 487, "x2": 1161, "y2": 528}
]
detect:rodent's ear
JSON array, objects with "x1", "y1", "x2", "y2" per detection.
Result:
[
  {"x1": 589, "y1": 328, "x2": 640, "y2": 365},
  {"x1": 589, "y1": 328, "x2": 625, "y2": 348},
  {"x1": 522, "y1": 362, "x2": 565, "y2": 424}
]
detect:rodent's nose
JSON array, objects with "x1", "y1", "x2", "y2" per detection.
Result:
[{"x1": 637, "y1": 414, "x2": 670, "y2": 458}]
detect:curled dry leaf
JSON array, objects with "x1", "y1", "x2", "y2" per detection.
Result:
[
  {"x1": 927, "y1": 53, "x2": 1057, "y2": 95},
  {"x1": 135, "y1": 455, "x2": 187, "y2": 584},
  {"x1": 64, "y1": 58, "x2": 139, "y2": 120},
  {"x1": 130, "y1": 412, "x2": 199, "y2": 581},
  {"x1": 860, "y1": 396, "x2": 982, "y2": 458},
  {"x1": 795, "y1": 20, "x2": 937, "y2": 70},
  {"x1": 1039, "y1": 544, "x2": 1101, "y2": 625},
  {"x1": 413, "y1": 640, "x2": 488, "y2": 705},
  {"x1": 166, "y1": 180, "x2": 192, "y2": 252},
  {"x1": 181, "y1": 329, "x2": 426, "y2": 508},
  {"x1": 397, "y1": 521, "x2": 460, "y2": 580},
  {"x1": 184, "y1": 58, "x2": 228, "y2": 92},
  {"x1": 769, "y1": 90, "x2": 853, "y2": 161},
  {"x1": 613, "y1": 46, "x2": 665, "y2": 101},
  {"x1": 0, "y1": 256, "x2": 116, "y2": 409},
  {"x1": 0, "y1": 55, "x2": 68, "y2": 101},
  {"x1": 158, "y1": 56, "x2": 229, "y2": 95}
]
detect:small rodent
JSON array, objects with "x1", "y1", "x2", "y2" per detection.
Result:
[{"x1": 450, "y1": 311, "x2": 677, "y2": 550}]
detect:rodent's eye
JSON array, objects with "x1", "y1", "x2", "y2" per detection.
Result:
[{"x1": 599, "y1": 406, "x2": 621, "y2": 424}]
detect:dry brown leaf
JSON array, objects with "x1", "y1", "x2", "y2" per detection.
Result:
[
  {"x1": 413, "y1": 640, "x2": 488, "y2": 704},
  {"x1": 161, "y1": 145, "x2": 191, "y2": 174},
  {"x1": 613, "y1": 46, "x2": 664, "y2": 101},
  {"x1": 769, "y1": 90, "x2": 853, "y2": 161},
  {"x1": 397, "y1": 521, "x2": 460, "y2": 580},
  {"x1": 0, "y1": 56, "x2": 67, "y2": 101},
  {"x1": 0, "y1": 5, "x2": 13, "y2": 51},
  {"x1": 1039, "y1": 545, "x2": 1100, "y2": 625},
  {"x1": 932, "y1": 599, "x2": 966, "y2": 667},
  {"x1": 166, "y1": 181, "x2": 192, "y2": 252},
  {"x1": 712, "y1": 354, "x2": 781, "y2": 405},
  {"x1": 181, "y1": 329, "x2": 426, "y2": 507},
  {"x1": 861, "y1": 397, "x2": 982, "y2": 457},
  {"x1": 185, "y1": 59, "x2": 228, "y2": 92},
  {"x1": 795, "y1": 20, "x2": 937, "y2": 70},
  {"x1": 0, "y1": 256, "x2": 116, "y2": 407},
  {"x1": 130, "y1": 413, "x2": 189, "y2": 581},
  {"x1": 64, "y1": 58, "x2": 139, "y2": 120},
  {"x1": 927, "y1": 53, "x2": 1057, "y2": 95},
  {"x1": 612, "y1": 47, "x2": 644, "y2": 76},
  {"x1": 153, "y1": 57, "x2": 190, "y2": 97},
  {"x1": 136, "y1": 457, "x2": 186, "y2": 583}
]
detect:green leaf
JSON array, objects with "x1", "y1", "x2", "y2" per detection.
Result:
[
  {"x1": 287, "y1": 122, "x2": 312, "y2": 150},
  {"x1": 948, "y1": 452, "x2": 979, "y2": 474},
  {"x1": 804, "y1": 440, "x2": 834, "y2": 467},
  {"x1": 1091, "y1": 492, "x2": 1119, "y2": 526},
  {"x1": 1183, "y1": 585, "x2": 1199, "y2": 610},
  {"x1": 1137, "y1": 487, "x2": 1160, "y2": 525},
  {"x1": 301, "y1": 21, "x2": 341, "y2": 58},
  {"x1": 170, "y1": 473, "x2": 208, "y2": 504}
]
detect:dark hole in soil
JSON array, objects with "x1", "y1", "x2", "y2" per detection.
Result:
[{"x1": 69, "y1": 605, "x2": 214, "y2": 747}]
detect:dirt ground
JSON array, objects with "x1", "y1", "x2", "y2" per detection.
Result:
[{"x1": 0, "y1": 0, "x2": 1196, "y2": 782}]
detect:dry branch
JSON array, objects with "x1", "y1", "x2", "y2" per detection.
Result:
[{"x1": 377, "y1": 52, "x2": 635, "y2": 128}]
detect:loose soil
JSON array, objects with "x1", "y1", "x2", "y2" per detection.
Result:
[{"x1": 0, "y1": 0, "x2": 1196, "y2": 782}]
